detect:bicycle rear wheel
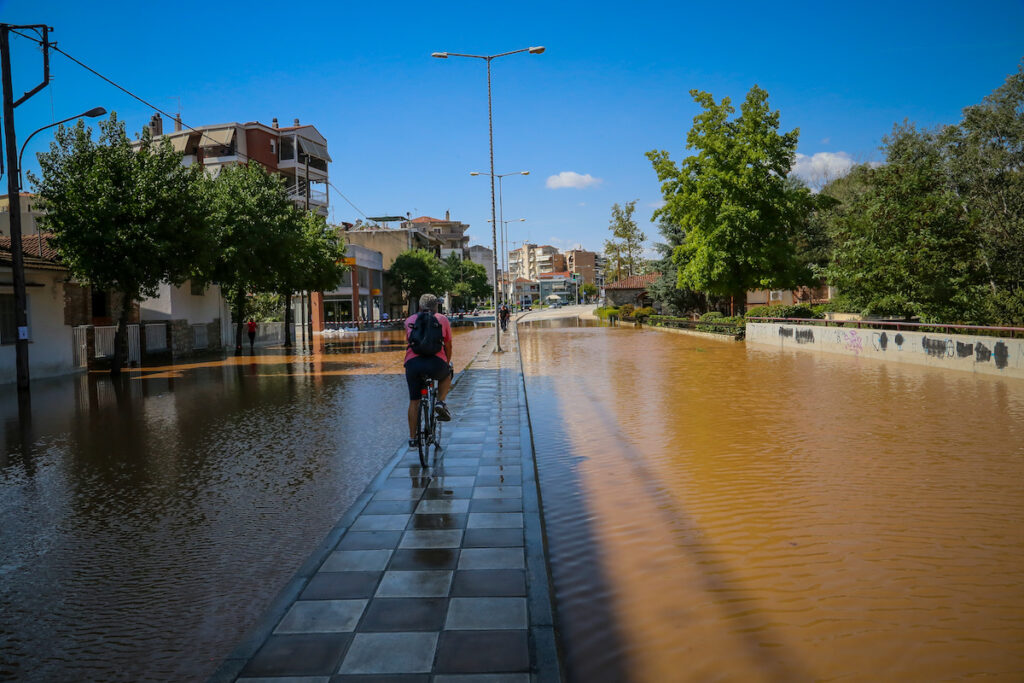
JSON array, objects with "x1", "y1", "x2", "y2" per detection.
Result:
[{"x1": 417, "y1": 397, "x2": 431, "y2": 468}]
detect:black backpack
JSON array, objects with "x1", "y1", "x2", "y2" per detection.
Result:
[{"x1": 408, "y1": 311, "x2": 444, "y2": 356}]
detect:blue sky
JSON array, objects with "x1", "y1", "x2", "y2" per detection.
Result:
[{"x1": 3, "y1": 0, "x2": 1022, "y2": 257}]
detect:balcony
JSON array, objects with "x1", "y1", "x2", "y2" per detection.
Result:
[{"x1": 287, "y1": 186, "x2": 328, "y2": 206}]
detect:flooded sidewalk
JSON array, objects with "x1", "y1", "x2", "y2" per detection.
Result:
[{"x1": 211, "y1": 330, "x2": 561, "y2": 682}]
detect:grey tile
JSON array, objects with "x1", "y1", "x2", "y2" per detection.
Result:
[
  {"x1": 475, "y1": 475, "x2": 522, "y2": 487},
  {"x1": 350, "y1": 515, "x2": 411, "y2": 531},
  {"x1": 338, "y1": 532, "x2": 403, "y2": 550},
  {"x1": 241, "y1": 634, "x2": 352, "y2": 677},
  {"x1": 477, "y1": 466, "x2": 522, "y2": 477},
  {"x1": 421, "y1": 487, "x2": 474, "y2": 500},
  {"x1": 358, "y1": 597, "x2": 448, "y2": 632},
  {"x1": 364, "y1": 500, "x2": 419, "y2": 515},
  {"x1": 415, "y1": 499, "x2": 470, "y2": 514},
  {"x1": 409, "y1": 513, "x2": 466, "y2": 530},
  {"x1": 274, "y1": 600, "x2": 368, "y2": 634},
  {"x1": 471, "y1": 486, "x2": 522, "y2": 500},
  {"x1": 444, "y1": 597, "x2": 527, "y2": 630},
  {"x1": 375, "y1": 570, "x2": 453, "y2": 597},
  {"x1": 469, "y1": 499, "x2": 523, "y2": 513},
  {"x1": 301, "y1": 572, "x2": 380, "y2": 600},
  {"x1": 372, "y1": 489, "x2": 426, "y2": 501},
  {"x1": 432, "y1": 675, "x2": 529, "y2": 683},
  {"x1": 398, "y1": 529, "x2": 463, "y2": 549},
  {"x1": 338, "y1": 632, "x2": 438, "y2": 674},
  {"x1": 441, "y1": 458, "x2": 481, "y2": 467},
  {"x1": 239, "y1": 678, "x2": 330, "y2": 683},
  {"x1": 429, "y1": 476, "x2": 476, "y2": 488},
  {"x1": 457, "y1": 548, "x2": 524, "y2": 570},
  {"x1": 466, "y1": 513, "x2": 523, "y2": 529},
  {"x1": 322, "y1": 550, "x2": 393, "y2": 572}
]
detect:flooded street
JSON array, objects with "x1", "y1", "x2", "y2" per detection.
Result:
[
  {"x1": 0, "y1": 327, "x2": 491, "y2": 682},
  {"x1": 520, "y1": 318, "x2": 1024, "y2": 682}
]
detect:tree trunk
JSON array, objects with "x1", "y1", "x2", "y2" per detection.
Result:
[
  {"x1": 111, "y1": 292, "x2": 132, "y2": 376},
  {"x1": 283, "y1": 290, "x2": 293, "y2": 347},
  {"x1": 234, "y1": 291, "x2": 246, "y2": 354}
]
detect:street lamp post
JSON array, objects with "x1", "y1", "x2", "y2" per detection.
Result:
[
  {"x1": 487, "y1": 216, "x2": 525, "y2": 305},
  {"x1": 433, "y1": 46, "x2": 544, "y2": 352},
  {"x1": 471, "y1": 170, "x2": 528, "y2": 307}
]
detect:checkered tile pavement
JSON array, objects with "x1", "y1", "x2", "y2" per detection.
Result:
[{"x1": 211, "y1": 330, "x2": 560, "y2": 683}]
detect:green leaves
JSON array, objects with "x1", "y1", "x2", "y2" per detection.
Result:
[
  {"x1": 647, "y1": 85, "x2": 811, "y2": 301},
  {"x1": 604, "y1": 200, "x2": 646, "y2": 280},
  {"x1": 388, "y1": 249, "x2": 450, "y2": 309}
]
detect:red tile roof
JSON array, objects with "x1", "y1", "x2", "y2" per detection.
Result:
[
  {"x1": 408, "y1": 216, "x2": 445, "y2": 223},
  {"x1": 605, "y1": 272, "x2": 660, "y2": 289},
  {"x1": 0, "y1": 234, "x2": 61, "y2": 262}
]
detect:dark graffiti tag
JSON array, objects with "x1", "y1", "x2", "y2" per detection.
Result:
[
  {"x1": 873, "y1": 332, "x2": 889, "y2": 351},
  {"x1": 894, "y1": 333, "x2": 904, "y2": 349},
  {"x1": 995, "y1": 342, "x2": 1009, "y2": 370},
  {"x1": 956, "y1": 341, "x2": 974, "y2": 358},
  {"x1": 922, "y1": 337, "x2": 951, "y2": 358},
  {"x1": 779, "y1": 327, "x2": 794, "y2": 339},
  {"x1": 976, "y1": 342, "x2": 992, "y2": 363},
  {"x1": 795, "y1": 329, "x2": 815, "y2": 344}
]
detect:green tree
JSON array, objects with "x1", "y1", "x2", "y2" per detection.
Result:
[
  {"x1": 824, "y1": 123, "x2": 988, "y2": 322},
  {"x1": 33, "y1": 114, "x2": 212, "y2": 373},
  {"x1": 443, "y1": 252, "x2": 490, "y2": 310},
  {"x1": 581, "y1": 282, "x2": 598, "y2": 302},
  {"x1": 603, "y1": 200, "x2": 646, "y2": 280},
  {"x1": 647, "y1": 86, "x2": 814, "y2": 313},
  {"x1": 207, "y1": 162, "x2": 303, "y2": 352},
  {"x1": 388, "y1": 249, "x2": 450, "y2": 313}
]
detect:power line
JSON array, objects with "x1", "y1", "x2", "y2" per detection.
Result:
[{"x1": 12, "y1": 27, "x2": 375, "y2": 224}]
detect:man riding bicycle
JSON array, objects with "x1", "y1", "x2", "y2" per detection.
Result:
[{"x1": 404, "y1": 293, "x2": 453, "y2": 448}]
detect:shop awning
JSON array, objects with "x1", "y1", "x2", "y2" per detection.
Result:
[
  {"x1": 298, "y1": 137, "x2": 332, "y2": 162},
  {"x1": 198, "y1": 128, "x2": 235, "y2": 147}
]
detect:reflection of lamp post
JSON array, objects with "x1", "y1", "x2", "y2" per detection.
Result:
[
  {"x1": 434, "y1": 46, "x2": 544, "y2": 351},
  {"x1": 472, "y1": 171, "x2": 528, "y2": 306},
  {"x1": 487, "y1": 217, "x2": 525, "y2": 304},
  {"x1": 4, "y1": 104, "x2": 106, "y2": 393}
]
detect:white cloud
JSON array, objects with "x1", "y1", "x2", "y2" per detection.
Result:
[
  {"x1": 820, "y1": 137, "x2": 831, "y2": 145},
  {"x1": 546, "y1": 171, "x2": 602, "y2": 189},
  {"x1": 647, "y1": 200, "x2": 666, "y2": 209},
  {"x1": 792, "y1": 151, "x2": 856, "y2": 189}
]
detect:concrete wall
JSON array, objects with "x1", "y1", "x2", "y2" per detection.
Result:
[
  {"x1": 747, "y1": 322, "x2": 1024, "y2": 380},
  {"x1": 1, "y1": 269, "x2": 77, "y2": 383}
]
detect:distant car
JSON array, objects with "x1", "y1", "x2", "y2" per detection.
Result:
[{"x1": 550, "y1": 302, "x2": 561, "y2": 308}]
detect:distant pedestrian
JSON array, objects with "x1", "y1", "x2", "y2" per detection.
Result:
[{"x1": 247, "y1": 319, "x2": 257, "y2": 351}]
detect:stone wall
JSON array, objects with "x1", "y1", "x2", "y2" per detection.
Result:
[
  {"x1": 747, "y1": 322, "x2": 1024, "y2": 380},
  {"x1": 169, "y1": 319, "x2": 192, "y2": 358}
]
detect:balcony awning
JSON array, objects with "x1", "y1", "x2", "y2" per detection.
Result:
[
  {"x1": 298, "y1": 137, "x2": 332, "y2": 162},
  {"x1": 167, "y1": 133, "x2": 191, "y2": 152},
  {"x1": 198, "y1": 128, "x2": 235, "y2": 147}
]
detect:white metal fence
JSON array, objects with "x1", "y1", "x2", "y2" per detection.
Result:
[
  {"x1": 73, "y1": 326, "x2": 88, "y2": 368},
  {"x1": 145, "y1": 323, "x2": 167, "y2": 352},
  {"x1": 93, "y1": 324, "x2": 140, "y2": 363}
]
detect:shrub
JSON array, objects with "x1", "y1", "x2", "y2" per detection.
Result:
[
  {"x1": 619, "y1": 303, "x2": 636, "y2": 319},
  {"x1": 633, "y1": 306, "x2": 655, "y2": 322},
  {"x1": 595, "y1": 306, "x2": 619, "y2": 320},
  {"x1": 696, "y1": 314, "x2": 745, "y2": 334},
  {"x1": 699, "y1": 311, "x2": 724, "y2": 322},
  {"x1": 745, "y1": 304, "x2": 820, "y2": 319}
]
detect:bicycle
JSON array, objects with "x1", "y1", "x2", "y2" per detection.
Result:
[{"x1": 416, "y1": 376, "x2": 443, "y2": 468}]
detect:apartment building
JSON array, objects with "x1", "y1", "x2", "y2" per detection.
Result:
[
  {"x1": 402, "y1": 212, "x2": 470, "y2": 260},
  {"x1": 508, "y1": 243, "x2": 561, "y2": 281},
  {"x1": 565, "y1": 249, "x2": 607, "y2": 287},
  {"x1": 148, "y1": 113, "x2": 331, "y2": 217},
  {"x1": 467, "y1": 244, "x2": 495, "y2": 285}
]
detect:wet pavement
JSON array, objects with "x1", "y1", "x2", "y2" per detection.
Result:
[
  {"x1": 0, "y1": 327, "x2": 492, "y2": 682},
  {"x1": 211, "y1": 328, "x2": 560, "y2": 682}
]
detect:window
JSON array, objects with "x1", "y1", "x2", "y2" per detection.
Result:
[
  {"x1": 1, "y1": 293, "x2": 17, "y2": 344},
  {"x1": 91, "y1": 289, "x2": 108, "y2": 317}
]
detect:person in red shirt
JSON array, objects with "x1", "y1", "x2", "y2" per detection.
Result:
[
  {"x1": 247, "y1": 319, "x2": 257, "y2": 351},
  {"x1": 404, "y1": 293, "x2": 453, "y2": 447}
]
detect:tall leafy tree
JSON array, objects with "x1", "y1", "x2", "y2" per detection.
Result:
[
  {"x1": 443, "y1": 252, "x2": 490, "y2": 310},
  {"x1": 603, "y1": 200, "x2": 646, "y2": 280},
  {"x1": 824, "y1": 123, "x2": 988, "y2": 322},
  {"x1": 207, "y1": 162, "x2": 302, "y2": 352},
  {"x1": 647, "y1": 86, "x2": 814, "y2": 312},
  {"x1": 388, "y1": 249, "x2": 450, "y2": 313},
  {"x1": 33, "y1": 114, "x2": 211, "y2": 373}
]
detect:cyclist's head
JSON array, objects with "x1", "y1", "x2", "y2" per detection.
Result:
[{"x1": 419, "y1": 293, "x2": 439, "y2": 312}]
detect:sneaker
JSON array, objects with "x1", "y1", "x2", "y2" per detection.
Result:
[
  {"x1": 434, "y1": 400, "x2": 452, "y2": 422},
  {"x1": 408, "y1": 437, "x2": 420, "y2": 448}
]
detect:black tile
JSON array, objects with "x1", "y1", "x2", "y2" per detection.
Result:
[
  {"x1": 378, "y1": 477, "x2": 423, "y2": 490},
  {"x1": 474, "y1": 474, "x2": 522, "y2": 487},
  {"x1": 241, "y1": 633, "x2": 352, "y2": 677},
  {"x1": 330, "y1": 676, "x2": 430, "y2": 683},
  {"x1": 462, "y1": 528, "x2": 524, "y2": 548},
  {"x1": 410, "y1": 513, "x2": 467, "y2": 530},
  {"x1": 337, "y1": 531, "x2": 403, "y2": 550},
  {"x1": 451, "y1": 570, "x2": 526, "y2": 597},
  {"x1": 388, "y1": 548, "x2": 460, "y2": 570},
  {"x1": 357, "y1": 598, "x2": 448, "y2": 631},
  {"x1": 422, "y1": 487, "x2": 474, "y2": 500},
  {"x1": 364, "y1": 500, "x2": 419, "y2": 515},
  {"x1": 469, "y1": 498, "x2": 523, "y2": 513},
  {"x1": 301, "y1": 571, "x2": 381, "y2": 600},
  {"x1": 434, "y1": 630, "x2": 529, "y2": 673}
]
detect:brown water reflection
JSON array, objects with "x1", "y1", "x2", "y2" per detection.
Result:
[
  {"x1": 520, "y1": 319, "x2": 1024, "y2": 682},
  {"x1": 0, "y1": 327, "x2": 491, "y2": 682}
]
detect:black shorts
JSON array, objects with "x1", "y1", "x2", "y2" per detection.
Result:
[{"x1": 404, "y1": 355, "x2": 452, "y2": 400}]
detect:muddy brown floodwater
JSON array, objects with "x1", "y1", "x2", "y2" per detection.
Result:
[
  {"x1": 520, "y1": 318, "x2": 1024, "y2": 683},
  {"x1": 0, "y1": 326, "x2": 492, "y2": 683}
]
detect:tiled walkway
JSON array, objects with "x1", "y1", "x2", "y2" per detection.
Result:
[{"x1": 211, "y1": 328, "x2": 561, "y2": 682}]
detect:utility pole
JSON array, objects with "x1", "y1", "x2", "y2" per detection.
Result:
[{"x1": 1, "y1": 23, "x2": 51, "y2": 394}]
